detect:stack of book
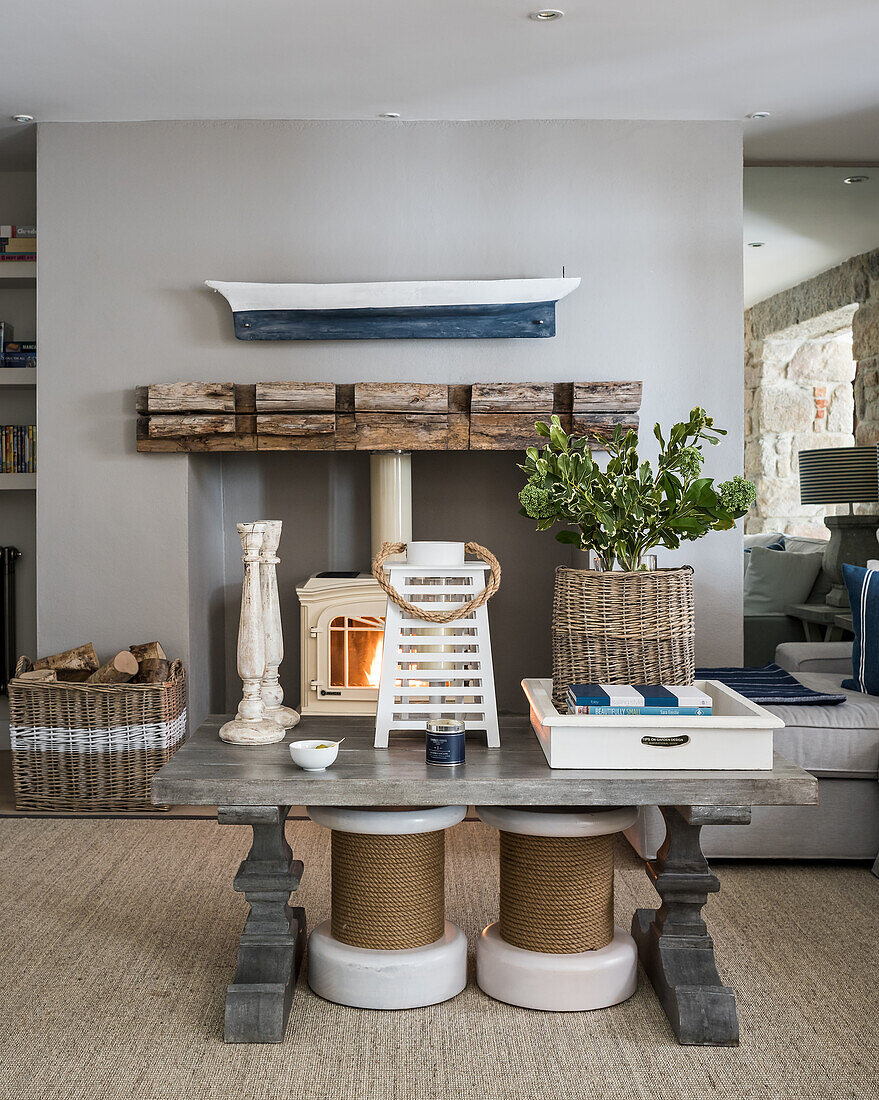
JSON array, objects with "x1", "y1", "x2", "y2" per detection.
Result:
[
  {"x1": 1, "y1": 425, "x2": 36, "y2": 473},
  {"x1": 0, "y1": 224, "x2": 36, "y2": 262},
  {"x1": 0, "y1": 322, "x2": 36, "y2": 369},
  {"x1": 566, "y1": 683, "x2": 713, "y2": 716}
]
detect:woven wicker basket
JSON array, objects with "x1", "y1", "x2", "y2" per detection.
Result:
[
  {"x1": 551, "y1": 566, "x2": 695, "y2": 710},
  {"x1": 9, "y1": 656, "x2": 186, "y2": 812}
]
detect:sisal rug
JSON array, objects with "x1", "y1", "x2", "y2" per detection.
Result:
[{"x1": 0, "y1": 818, "x2": 876, "y2": 1100}]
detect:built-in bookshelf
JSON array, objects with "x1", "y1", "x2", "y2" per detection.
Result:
[
  {"x1": 0, "y1": 172, "x2": 37, "y2": 748},
  {"x1": 0, "y1": 473, "x2": 35, "y2": 490},
  {"x1": 0, "y1": 262, "x2": 35, "y2": 289},
  {"x1": 0, "y1": 369, "x2": 35, "y2": 387}
]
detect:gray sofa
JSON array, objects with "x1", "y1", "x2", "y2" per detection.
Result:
[
  {"x1": 743, "y1": 533, "x2": 832, "y2": 666},
  {"x1": 625, "y1": 641, "x2": 879, "y2": 865}
]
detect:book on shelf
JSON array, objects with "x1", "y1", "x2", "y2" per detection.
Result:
[
  {"x1": 0, "y1": 425, "x2": 36, "y2": 474},
  {"x1": 0, "y1": 225, "x2": 36, "y2": 238},
  {"x1": 0, "y1": 253, "x2": 36, "y2": 261},
  {"x1": 567, "y1": 704, "x2": 713, "y2": 716},
  {"x1": 0, "y1": 324, "x2": 36, "y2": 368},
  {"x1": 0, "y1": 237, "x2": 36, "y2": 254},
  {"x1": 566, "y1": 682, "x2": 712, "y2": 715},
  {"x1": 1, "y1": 351, "x2": 36, "y2": 368}
]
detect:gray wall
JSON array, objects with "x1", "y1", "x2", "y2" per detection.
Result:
[
  {"x1": 215, "y1": 450, "x2": 578, "y2": 713},
  {"x1": 36, "y1": 120, "x2": 744, "y2": 724},
  {"x1": 187, "y1": 457, "x2": 226, "y2": 725}
]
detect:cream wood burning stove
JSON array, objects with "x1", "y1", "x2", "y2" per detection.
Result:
[
  {"x1": 296, "y1": 452, "x2": 411, "y2": 716},
  {"x1": 296, "y1": 574, "x2": 387, "y2": 715}
]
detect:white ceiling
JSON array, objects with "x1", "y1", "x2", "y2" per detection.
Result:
[
  {"x1": 743, "y1": 168, "x2": 879, "y2": 307},
  {"x1": 2, "y1": 0, "x2": 879, "y2": 168}
]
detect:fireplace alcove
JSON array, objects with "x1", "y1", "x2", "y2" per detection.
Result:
[{"x1": 186, "y1": 449, "x2": 579, "y2": 726}]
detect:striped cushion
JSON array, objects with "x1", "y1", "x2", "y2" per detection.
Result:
[{"x1": 842, "y1": 563, "x2": 879, "y2": 695}]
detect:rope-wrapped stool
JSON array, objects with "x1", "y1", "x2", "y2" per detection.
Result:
[
  {"x1": 475, "y1": 805, "x2": 639, "y2": 1011},
  {"x1": 306, "y1": 805, "x2": 467, "y2": 1009}
]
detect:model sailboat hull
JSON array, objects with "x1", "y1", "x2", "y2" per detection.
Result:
[{"x1": 205, "y1": 277, "x2": 580, "y2": 340}]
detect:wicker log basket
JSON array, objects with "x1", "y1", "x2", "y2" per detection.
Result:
[
  {"x1": 9, "y1": 656, "x2": 186, "y2": 812},
  {"x1": 551, "y1": 565, "x2": 695, "y2": 711}
]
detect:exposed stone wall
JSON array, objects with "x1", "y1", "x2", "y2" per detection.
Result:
[
  {"x1": 744, "y1": 309, "x2": 855, "y2": 535},
  {"x1": 853, "y1": 293, "x2": 879, "y2": 444},
  {"x1": 745, "y1": 248, "x2": 879, "y2": 537},
  {"x1": 746, "y1": 250, "x2": 878, "y2": 340}
]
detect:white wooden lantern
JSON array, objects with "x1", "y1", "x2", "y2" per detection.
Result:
[{"x1": 373, "y1": 541, "x2": 500, "y2": 748}]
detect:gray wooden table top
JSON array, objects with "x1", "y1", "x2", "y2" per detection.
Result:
[
  {"x1": 152, "y1": 715, "x2": 818, "y2": 809},
  {"x1": 786, "y1": 602, "x2": 839, "y2": 623}
]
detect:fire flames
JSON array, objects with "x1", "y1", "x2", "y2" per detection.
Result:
[
  {"x1": 365, "y1": 638, "x2": 383, "y2": 688},
  {"x1": 338, "y1": 628, "x2": 436, "y2": 693},
  {"x1": 358, "y1": 639, "x2": 433, "y2": 693}
]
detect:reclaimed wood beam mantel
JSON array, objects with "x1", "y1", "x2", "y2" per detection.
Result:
[{"x1": 135, "y1": 381, "x2": 641, "y2": 453}]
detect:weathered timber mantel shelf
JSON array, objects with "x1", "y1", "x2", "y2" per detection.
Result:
[{"x1": 135, "y1": 380, "x2": 642, "y2": 453}]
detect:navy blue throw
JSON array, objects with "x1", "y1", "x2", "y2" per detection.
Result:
[
  {"x1": 842, "y1": 563, "x2": 879, "y2": 695},
  {"x1": 695, "y1": 664, "x2": 846, "y2": 705}
]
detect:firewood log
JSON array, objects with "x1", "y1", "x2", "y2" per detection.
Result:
[
  {"x1": 86, "y1": 651, "x2": 139, "y2": 684},
  {"x1": 132, "y1": 658, "x2": 171, "y2": 684},
  {"x1": 33, "y1": 643, "x2": 99, "y2": 672},
  {"x1": 129, "y1": 641, "x2": 167, "y2": 663},
  {"x1": 17, "y1": 669, "x2": 57, "y2": 682},
  {"x1": 54, "y1": 669, "x2": 93, "y2": 683}
]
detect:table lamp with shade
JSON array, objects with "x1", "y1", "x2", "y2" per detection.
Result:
[{"x1": 798, "y1": 446, "x2": 879, "y2": 607}]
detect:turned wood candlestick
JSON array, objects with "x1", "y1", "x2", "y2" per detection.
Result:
[
  {"x1": 259, "y1": 520, "x2": 300, "y2": 730},
  {"x1": 220, "y1": 522, "x2": 285, "y2": 745}
]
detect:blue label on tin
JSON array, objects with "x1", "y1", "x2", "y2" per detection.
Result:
[{"x1": 426, "y1": 730, "x2": 466, "y2": 766}]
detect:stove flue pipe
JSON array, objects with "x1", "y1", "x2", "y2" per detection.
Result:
[{"x1": 370, "y1": 452, "x2": 412, "y2": 562}]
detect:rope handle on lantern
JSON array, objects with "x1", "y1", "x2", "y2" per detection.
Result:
[{"x1": 371, "y1": 542, "x2": 502, "y2": 624}]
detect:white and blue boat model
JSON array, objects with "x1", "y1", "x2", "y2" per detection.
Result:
[{"x1": 205, "y1": 276, "x2": 580, "y2": 340}]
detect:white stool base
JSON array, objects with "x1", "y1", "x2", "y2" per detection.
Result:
[
  {"x1": 307, "y1": 920, "x2": 467, "y2": 1009},
  {"x1": 476, "y1": 923, "x2": 638, "y2": 1011}
]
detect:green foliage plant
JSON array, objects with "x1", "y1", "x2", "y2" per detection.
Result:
[{"x1": 518, "y1": 407, "x2": 755, "y2": 572}]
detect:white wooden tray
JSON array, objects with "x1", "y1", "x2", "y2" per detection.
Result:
[{"x1": 522, "y1": 678, "x2": 784, "y2": 770}]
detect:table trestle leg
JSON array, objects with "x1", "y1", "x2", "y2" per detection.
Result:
[
  {"x1": 632, "y1": 804, "x2": 750, "y2": 1046},
  {"x1": 218, "y1": 805, "x2": 305, "y2": 1043}
]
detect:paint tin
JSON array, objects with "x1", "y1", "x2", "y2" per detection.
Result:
[{"x1": 426, "y1": 719, "x2": 466, "y2": 767}]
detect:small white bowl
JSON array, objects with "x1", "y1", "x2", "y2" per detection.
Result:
[{"x1": 290, "y1": 739, "x2": 340, "y2": 771}]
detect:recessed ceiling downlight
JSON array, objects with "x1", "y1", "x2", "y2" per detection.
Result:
[
  {"x1": 746, "y1": 111, "x2": 771, "y2": 120},
  {"x1": 747, "y1": 242, "x2": 765, "y2": 248},
  {"x1": 379, "y1": 112, "x2": 401, "y2": 119},
  {"x1": 11, "y1": 114, "x2": 34, "y2": 123},
  {"x1": 843, "y1": 175, "x2": 870, "y2": 185},
  {"x1": 530, "y1": 9, "x2": 564, "y2": 20}
]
